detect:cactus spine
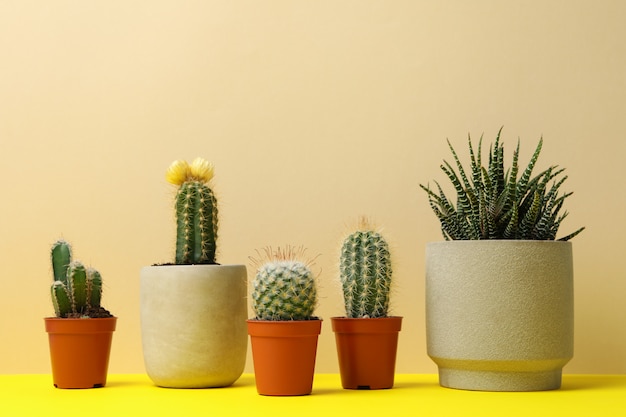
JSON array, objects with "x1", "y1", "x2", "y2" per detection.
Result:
[
  {"x1": 339, "y1": 219, "x2": 392, "y2": 318},
  {"x1": 166, "y1": 158, "x2": 218, "y2": 264},
  {"x1": 50, "y1": 240, "x2": 105, "y2": 318},
  {"x1": 251, "y1": 246, "x2": 318, "y2": 321}
]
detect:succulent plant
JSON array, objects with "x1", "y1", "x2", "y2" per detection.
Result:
[
  {"x1": 250, "y1": 246, "x2": 318, "y2": 321},
  {"x1": 50, "y1": 240, "x2": 111, "y2": 318},
  {"x1": 420, "y1": 128, "x2": 585, "y2": 241},
  {"x1": 339, "y1": 218, "x2": 392, "y2": 318},
  {"x1": 166, "y1": 158, "x2": 218, "y2": 264}
]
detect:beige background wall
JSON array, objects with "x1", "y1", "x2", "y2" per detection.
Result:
[{"x1": 1, "y1": 0, "x2": 624, "y2": 375}]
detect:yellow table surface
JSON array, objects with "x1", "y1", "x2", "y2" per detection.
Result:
[{"x1": 1, "y1": 374, "x2": 624, "y2": 416}]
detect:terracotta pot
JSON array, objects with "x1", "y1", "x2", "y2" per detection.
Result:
[
  {"x1": 44, "y1": 317, "x2": 117, "y2": 389},
  {"x1": 140, "y1": 264, "x2": 248, "y2": 388},
  {"x1": 331, "y1": 316, "x2": 402, "y2": 389},
  {"x1": 247, "y1": 319, "x2": 322, "y2": 396},
  {"x1": 426, "y1": 240, "x2": 574, "y2": 391}
]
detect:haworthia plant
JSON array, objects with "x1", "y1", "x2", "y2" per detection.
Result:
[
  {"x1": 166, "y1": 158, "x2": 218, "y2": 264},
  {"x1": 250, "y1": 246, "x2": 318, "y2": 321},
  {"x1": 420, "y1": 128, "x2": 585, "y2": 241},
  {"x1": 339, "y1": 219, "x2": 392, "y2": 318}
]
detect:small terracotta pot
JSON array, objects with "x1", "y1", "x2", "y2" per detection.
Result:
[
  {"x1": 331, "y1": 316, "x2": 402, "y2": 389},
  {"x1": 45, "y1": 317, "x2": 117, "y2": 389},
  {"x1": 247, "y1": 319, "x2": 322, "y2": 396}
]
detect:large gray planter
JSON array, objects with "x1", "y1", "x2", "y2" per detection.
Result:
[
  {"x1": 140, "y1": 264, "x2": 247, "y2": 388},
  {"x1": 425, "y1": 240, "x2": 573, "y2": 391}
]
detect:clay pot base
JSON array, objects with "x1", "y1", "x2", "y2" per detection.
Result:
[
  {"x1": 331, "y1": 317, "x2": 402, "y2": 390},
  {"x1": 248, "y1": 319, "x2": 322, "y2": 396},
  {"x1": 45, "y1": 317, "x2": 117, "y2": 389}
]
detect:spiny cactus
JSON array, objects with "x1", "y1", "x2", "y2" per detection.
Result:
[
  {"x1": 420, "y1": 128, "x2": 585, "y2": 241},
  {"x1": 339, "y1": 219, "x2": 392, "y2": 318},
  {"x1": 250, "y1": 246, "x2": 318, "y2": 321},
  {"x1": 166, "y1": 158, "x2": 218, "y2": 264},
  {"x1": 50, "y1": 240, "x2": 110, "y2": 318}
]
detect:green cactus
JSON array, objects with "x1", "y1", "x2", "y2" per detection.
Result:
[
  {"x1": 49, "y1": 239, "x2": 109, "y2": 318},
  {"x1": 51, "y1": 239, "x2": 72, "y2": 284},
  {"x1": 166, "y1": 158, "x2": 218, "y2": 264},
  {"x1": 339, "y1": 220, "x2": 392, "y2": 318},
  {"x1": 67, "y1": 261, "x2": 88, "y2": 314},
  {"x1": 51, "y1": 281, "x2": 72, "y2": 318},
  {"x1": 87, "y1": 268, "x2": 103, "y2": 311},
  {"x1": 251, "y1": 246, "x2": 318, "y2": 321}
]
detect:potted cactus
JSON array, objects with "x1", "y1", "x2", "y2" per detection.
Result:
[
  {"x1": 331, "y1": 218, "x2": 402, "y2": 390},
  {"x1": 44, "y1": 239, "x2": 116, "y2": 389},
  {"x1": 140, "y1": 158, "x2": 247, "y2": 388},
  {"x1": 420, "y1": 128, "x2": 585, "y2": 391},
  {"x1": 247, "y1": 246, "x2": 322, "y2": 396}
]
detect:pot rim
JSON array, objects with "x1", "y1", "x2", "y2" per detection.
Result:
[
  {"x1": 247, "y1": 318, "x2": 322, "y2": 337},
  {"x1": 45, "y1": 316, "x2": 117, "y2": 333},
  {"x1": 331, "y1": 316, "x2": 402, "y2": 333},
  {"x1": 427, "y1": 239, "x2": 572, "y2": 246},
  {"x1": 142, "y1": 263, "x2": 246, "y2": 269},
  {"x1": 330, "y1": 316, "x2": 403, "y2": 320},
  {"x1": 44, "y1": 317, "x2": 117, "y2": 320}
]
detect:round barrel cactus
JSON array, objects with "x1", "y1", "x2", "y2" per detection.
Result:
[{"x1": 251, "y1": 246, "x2": 318, "y2": 321}]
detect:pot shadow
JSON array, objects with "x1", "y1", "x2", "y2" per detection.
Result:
[
  {"x1": 310, "y1": 380, "x2": 433, "y2": 395},
  {"x1": 559, "y1": 375, "x2": 625, "y2": 392}
]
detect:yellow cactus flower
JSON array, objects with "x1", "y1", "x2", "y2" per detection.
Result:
[
  {"x1": 189, "y1": 157, "x2": 214, "y2": 183},
  {"x1": 165, "y1": 160, "x2": 191, "y2": 185}
]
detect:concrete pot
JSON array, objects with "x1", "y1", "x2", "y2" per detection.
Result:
[
  {"x1": 140, "y1": 264, "x2": 247, "y2": 388},
  {"x1": 425, "y1": 240, "x2": 573, "y2": 391}
]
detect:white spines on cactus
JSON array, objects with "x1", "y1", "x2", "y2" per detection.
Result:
[
  {"x1": 339, "y1": 218, "x2": 392, "y2": 318},
  {"x1": 49, "y1": 239, "x2": 110, "y2": 318},
  {"x1": 166, "y1": 158, "x2": 218, "y2": 264},
  {"x1": 250, "y1": 246, "x2": 319, "y2": 321}
]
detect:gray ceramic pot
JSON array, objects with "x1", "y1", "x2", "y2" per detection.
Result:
[
  {"x1": 425, "y1": 240, "x2": 573, "y2": 391},
  {"x1": 140, "y1": 264, "x2": 247, "y2": 388}
]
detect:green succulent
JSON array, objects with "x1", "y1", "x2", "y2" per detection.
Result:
[
  {"x1": 250, "y1": 246, "x2": 318, "y2": 321},
  {"x1": 420, "y1": 128, "x2": 585, "y2": 241},
  {"x1": 166, "y1": 158, "x2": 218, "y2": 265},
  {"x1": 50, "y1": 239, "x2": 111, "y2": 318},
  {"x1": 339, "y1": 219, "x2": 392, "y2": 318}
]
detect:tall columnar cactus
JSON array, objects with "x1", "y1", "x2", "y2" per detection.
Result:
[
  {"x1": 50, "y1": 240, "x2": 106, "y2": 318},
  {"x1": 251, "y1": 246, "x2": 318, "y2": 321},
  {"x1": 339, "y1": 219, "x2": 392, "y2": 318},
  {"x1": 166, "y1": 158, "x2": 218, "y2": 264}
]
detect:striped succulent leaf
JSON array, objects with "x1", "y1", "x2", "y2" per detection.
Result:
[{"x1": 420, "y1": 128, "x2": 585, "y2": 241}]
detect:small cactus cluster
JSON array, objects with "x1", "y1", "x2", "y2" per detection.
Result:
[
  {"x1": 50, "y1": 240, "x2": 111, "y2": 318},
  {"x1": 166, "y1": 158, "x2": 218, "y2": 264},
  {"x1": 250, "y1": 246, "x2": 318, "y2": 321},
  {"x1": 339, "y1": 219, "x2": 392, "y2": 318}
]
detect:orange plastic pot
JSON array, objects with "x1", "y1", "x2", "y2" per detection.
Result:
[
  {"x1": 247, "y1": 319, "x2": 322, "y2": 396},
  {"x1": 331, "y1": 316, "x2": 402, "y2": 389},
  {"x1": 44, "y1": 317, "x2": 117, "y2": 389}
]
